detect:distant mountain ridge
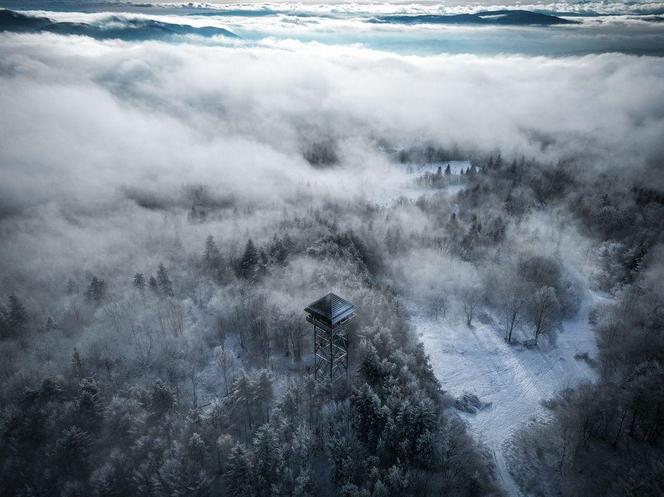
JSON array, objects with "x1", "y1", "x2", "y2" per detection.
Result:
[
  {"x1": 370, "y1": 10, "x2": 578, "y2": 26},
  {"x1": 0, "y1": 9, "x2": 238, "y2": 40}
]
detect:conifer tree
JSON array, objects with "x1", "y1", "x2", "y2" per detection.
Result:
[
  {"x1": 204, "y1": 235, "x2": 221, "y2": 266},
  {"x1": 0, "y1": 303, "x2": 8, "y2": 339},
  {"x1": 252, "y1": 425, "x2": 282, "y2": 496},
  {"x1": 72, "y1": 348, "x2": 84, "y2": 379},
  {"x1": 66, "y1": 278, "x2": 78, "y2": 295},
  {"x1": 283, "y1": 233, "x2": 295, "y2": 253},
  {"x1": 225, "y1": 444, "x2": 253, "y2": 497},
  {"x1": 239, "y1": 239, "x2": 258, "y2": 279},
  {"x1": 157, "y1": 263, "x2": 173, "y2": 296},
  {"x1": 86, "y1": 276, "x2": 105, "y2": 303},
  {"x1": 45, "y1": 316, "x2": 57, "y2": 332},
  {"x1": 133, "y1": 273, "x2": 146, "y2": 290},
  {"x1": 149, "y1": 275, "x2": 159, "y2": 293},
  {"x1": 8, "y1": 295, "x2": 28, "y2": 332}
]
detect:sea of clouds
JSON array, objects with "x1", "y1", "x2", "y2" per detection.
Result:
[
  {"x1": 0, "y1": 1, "x2": 663, "y2": 291},
  {"x1": 2, "y1": 24, "x2": 664, "y2": 212}
]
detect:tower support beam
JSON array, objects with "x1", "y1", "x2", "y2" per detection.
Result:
[{"x1": 305, "y1": 293, "x2": 356, "y2": 384}]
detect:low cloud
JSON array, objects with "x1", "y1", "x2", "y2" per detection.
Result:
[{"x1": 1, "y1": 31, "x2": 664, "y2": 215}]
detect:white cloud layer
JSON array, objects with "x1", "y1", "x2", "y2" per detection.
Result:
[{"x1": 1, "y1": 29, "x2": 664, "y2": 216}]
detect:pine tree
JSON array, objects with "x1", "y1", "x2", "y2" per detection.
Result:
[
  {"x1": 188, "y1": 433, "x2": 207, "y2": 464},
  {"x1": 372, "y1": 479, "x2": 388, "y2": 497},
  {"x1": 8, "y1": 295, "x2": 28, "y2": 332},
  {"x1": 258, "y1": 249, "x2": 269, "y2": 277},
  {"x1": 225, "y1": 444, "x2": 253, "y2": 497},
  {"x1": 339, "y1": 483, "x2": 362, "y2": 497},
  {"x1": 149, "y1": 275, "x2": 159, "y2": 293},
  {"x1": 55, "y1": 426, "x2": 92, "y2": 476},
  {"x1": 86, "y1": 276, "x2": 105, "y2": 303},
  {"x1": 157, "y1": 263, "x2": 173, "y2": 296},
  {"x1": 76, "y1": 379, "x2": 103, "y2": 432},
  {"x1": 150, "y1": 380, "x2": 175, "y2": 416},
  {"x1": 293, "y1": 466, "x2": 313, "y2": 497},
  {"x1": 133, "y1": 273, "x2": 146, "y2": 290},
  {"x1": 253, "y1": 370, "x2": 274, "y2": 423},
  {"x1": 282, "y1": 233, "x2": 294, "y2": 253},
  {"x1": 444, "y1": 164, "x2": 451, "y2": 175},
  {"x1": 415, "y1": 431, "x2": 437, "y2": 469},
  {"x1": 156, "y1": 454, "x2": 210, "y2": 497},
  {"x1": 0, "y1": 303, "x2": 8, "y2": 339},
  {"x1": 204, "y1": 235, "x2": 222, "y2": 268},
  {"x1": 352, "y1": 383, "x2": 385, "y2": 449},
  {"x1": 72, "y1": 348, "x2": 84, "y2": 379},
  {"x1": 66, "y1": 278, "x2": 78, "y2": 295},
  {"x1": 504, "y1": 190, "x2": 514, "y2": 213},
  {"x1": 269, "y1": 235, "x2": 286, "y2": 265},
  {"x1": 45, "y1": 316, "x2": 57, "y2": 332},
  {"x1": 386, "y1": 465, "x2": 409, "y2": 495},
  {"x1": 252, "y1": 425, "x2": 281, "y2": 496},
  {"x1": 239, "y1": 239, "x2": 258, "y2": 279}
]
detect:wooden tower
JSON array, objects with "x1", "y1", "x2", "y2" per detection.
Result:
[{"x1": 305, "y1": 293, "x2": 356, "y2": 383}]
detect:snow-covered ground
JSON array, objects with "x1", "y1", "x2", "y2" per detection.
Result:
[
  {"x1": 372, "y1": 165, "x2": 604, "y2": 496},
  {"x1": 409, "y1": 288, "x2": 604, "y2": 496}
]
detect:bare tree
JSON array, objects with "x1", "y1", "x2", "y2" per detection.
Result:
[
  {"x1": 157, "y1": 300, "x2": 184, "y2": 336},
  {"x1": 288, "y1": 320, "x2": 305, "y2": 363},
  {"x1": 499, "y1": 277, "x2": 528, "y2": 343},
  {"x1": 430, "y1": 294, "x2": 448, "y2": 320},
  {"x1": 215, "y1": 336, "x2": 234, "y2": 395},
  {"x1": 529, "y1": 286, "x2": 559, "y2": 344},
  {"x1": 462, "y1": 287, "x2": 481, "y2": 327}
]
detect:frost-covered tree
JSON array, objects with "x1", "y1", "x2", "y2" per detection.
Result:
[
  {"x1": 133, "y1": 272, "x2": 146, "y2": 290},
  {"x1": 157, "y1": 263, "x2": 173, "y2": 296},
  {"x1": 149, "y1": 275, "x2": 159, "y2": 293},
  {"x1": 86, "y1": 276, "x2": 105, "y2": 303},
  {"x1": 462, "y1": 287, "x2": 481, "y2": 327},
  {"x1": 6, "y1": 294, "x2": 28, "y2": 335},
  {"x1": 71, "y1": 347, "x2": 85, "y2": 379},
  {"x1": 225, "y1": 444, "x2": 253, "y2": 497},
  {"x1": 239, "y1": 239, "x2": 258, "y2": 280},
  {"x1": 204, "y1": 235, "x2": 223, "y2": 278},
  {"x1": 528, "y1": 285, "x2": 560, "y2": 344},
  {"x1": 252, "y1": 425, "x2": 282, "y2": 495}
]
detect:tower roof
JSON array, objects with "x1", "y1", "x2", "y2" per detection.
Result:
[{"x1": 305, "y1": 292, "x2": 355, "y2": 327}]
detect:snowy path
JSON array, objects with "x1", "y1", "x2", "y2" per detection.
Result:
[{"x1": 409, "y1": 291, "x2": 601, "y2": 496}]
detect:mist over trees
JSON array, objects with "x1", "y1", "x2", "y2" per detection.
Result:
[
  {"x1": 0, "y1": 183, "x2": 501, "y2": 496},
  {"x1": 504, "y1": 181, "x2": 664, "y2": 496},
  {"x1": 3, "y1": 133, "x2": 662, "y2": 496},
  {"x1": 1, "y1": 13, "x2": 664, "y2": 497}
]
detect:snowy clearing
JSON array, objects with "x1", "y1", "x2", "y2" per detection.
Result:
[
  {"x1": 409, "y1": 288, "x2": 605, "y2": 496},
  {"x1": 376, "y1": 161, "x2": 607, "y2": 496}
]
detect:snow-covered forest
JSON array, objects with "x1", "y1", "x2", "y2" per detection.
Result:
[{"x1": 1, "y1": 3, "x2": 664, "y2": 497}]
